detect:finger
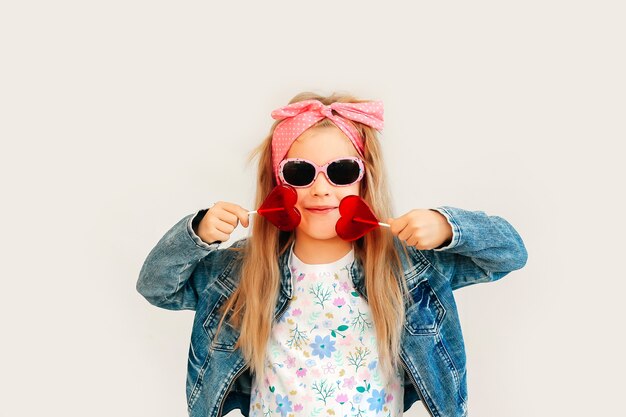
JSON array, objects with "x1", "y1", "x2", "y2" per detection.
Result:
[
  {"x1": 214, "y1": 219, "x2": 235, "y2": 235},
  {"x1": 406, "y1": 235, "x2": 419, "y2": 247},
  {"x1": 235, "y1": 206, "x2": 250, "y2": 228},
  {"x1": 398, "y1": 226, "x2": 413, "y2": 242},
  {"x1": 221, "y1": 203, "x2": 250, "y2": 228},
  {"x1": 212, "y1": 230, "x2": 230, "y2": 243},
  {"x1": 214, "y1": 208, "x2": 239, "y2": 227},
  {"x1": 389, "y1": 216, "x2": 408, "y2": 235}
]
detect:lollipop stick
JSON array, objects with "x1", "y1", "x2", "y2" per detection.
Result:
[
  {"x1": 248, "y1": 207, "x2": 285, "y2": 215},
  {"x1": 353, "y1": 217, "x2": 390, "y2": 228},
  {"x1": 248, "y1": 184, "x2": 301, "y2": 231}
]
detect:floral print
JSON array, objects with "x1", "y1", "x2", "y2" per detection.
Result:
[
  {"x1": 310, "y1": 335, "x2": 336, "y2": 359},
  {"x1": 250, "y1": 246, "x2": 404, "y2": 417}
]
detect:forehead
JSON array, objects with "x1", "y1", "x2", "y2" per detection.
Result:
[{"x1": 285, "y1": 126, "x2": 359, "y2": 164}]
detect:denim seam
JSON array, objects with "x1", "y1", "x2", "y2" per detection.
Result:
[
  {"x1": 424, "y1": 254, "x2": 448, "y2": 284},
  {"x1": 213, "y1": 359, "x2": 246, "y2": 417},
  {"x1": 399, "y1": 351, "x2": 442, "y2": 417},
  {"x1": 206, "y1": 295, "x2": 239, "y2": 352},
  {"x1": 187, "y1": 352, "x2": 211, "y2": 412},
  {"x1": 411, "y1": 248, "x2": 450, "y2": 289},
  {"x1": 435, "y1": 333, "x2": 460, "y2": 391}
]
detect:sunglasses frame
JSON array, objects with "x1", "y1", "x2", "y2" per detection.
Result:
[{"x1": 278, "y1": 156, "x2": 365, "y2": 188}]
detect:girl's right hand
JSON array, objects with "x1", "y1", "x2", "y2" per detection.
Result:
[{"x1": 196, "y1": 201, "x2": 250, "y2": 244}]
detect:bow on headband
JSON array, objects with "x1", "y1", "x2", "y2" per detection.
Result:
[{"x1": 270, "y1": 99, "x2": 384, "y2": 183}]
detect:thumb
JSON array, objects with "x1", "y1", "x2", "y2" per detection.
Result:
[
  {"x1": 242, "y1": 216, "x2": 249, "y2": 228},
  {"x1": 238, "y1": 207, "x2": 250, "y2": 228},
  {"x1": 386, "y1": 217, "x2": 399, "y2": 235}
]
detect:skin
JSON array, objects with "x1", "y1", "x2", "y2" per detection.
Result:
[
  {"x1": 285, "y1": 126, "x2": 361, "y2": 264},
  {"x1": 195, "y1": 125, "x2": 453, "y2": 258}
]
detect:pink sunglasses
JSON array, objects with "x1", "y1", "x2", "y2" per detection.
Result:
[{"x1": 278, "y1": 156, "x2": 365, "y2": 188}]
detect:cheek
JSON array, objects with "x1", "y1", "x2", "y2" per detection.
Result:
[
  {"x1": 295, "y1": 190, "x2": 306, "y2": 210},
  {"x1": 341, "y1": 184, "x2": 361, "y2": 199}
]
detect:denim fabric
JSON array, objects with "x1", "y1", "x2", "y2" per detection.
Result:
[{"x1": 136, "y1": 206, "x2": 527, "y2": 417}]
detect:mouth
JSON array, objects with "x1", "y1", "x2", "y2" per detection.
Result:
[{"x1": 305, "y1": 207, "x2": 337, "y2": 214}]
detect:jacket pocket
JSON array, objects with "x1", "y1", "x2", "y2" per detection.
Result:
[
  {"x1": 202, "y1": 291, "x2": 240, "y2": 351},
  {"x1": 404, "y1": 276, "x2": 446, "y2": 336}
]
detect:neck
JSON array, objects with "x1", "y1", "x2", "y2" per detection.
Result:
[{"x1": 292, "y1": 233, "x2": 353, "y2": 264}]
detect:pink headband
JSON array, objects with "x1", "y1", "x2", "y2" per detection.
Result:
[{"x1": 270, "y1": 99, "x2": 384, "y2": 183}]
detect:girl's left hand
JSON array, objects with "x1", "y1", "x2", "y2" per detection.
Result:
[{"x1": 386, "y1": 209, "x2": 453, "y2": 250}]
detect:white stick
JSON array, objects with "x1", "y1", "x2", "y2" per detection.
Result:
[
  {"x1": 378, "y1": 222, "x2": 390, "y2": 228},
  {"x1": 248, "y1": 210, "x2": 257, "y2": 215}
]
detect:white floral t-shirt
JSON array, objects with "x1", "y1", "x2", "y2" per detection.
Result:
[{"x1": 249, "y1": 244, "x2": 405, "y2": 417}]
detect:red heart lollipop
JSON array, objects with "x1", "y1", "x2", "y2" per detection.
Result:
[
  {"x1": 336, "y1": 195, "x2": 390, "y2": 241},
  {"x1": 249, "y1": 184, "x2": 301, "y2": 231}
]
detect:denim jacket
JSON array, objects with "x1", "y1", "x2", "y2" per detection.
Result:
[{"x1": 136, "y1": 206, "x2": 528, "y2": 417}]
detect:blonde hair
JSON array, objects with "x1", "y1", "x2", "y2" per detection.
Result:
[{"x1": 215, "y1": 91, "x2": 413, "y2": 385}]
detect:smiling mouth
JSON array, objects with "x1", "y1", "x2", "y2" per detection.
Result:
[{"x1": 306, "y1": 207, "x2": 337, "y2": 214}]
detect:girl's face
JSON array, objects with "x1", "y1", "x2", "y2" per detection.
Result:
[{"x1": 283, "y1": 126, "x2": 362, "y2": 241}]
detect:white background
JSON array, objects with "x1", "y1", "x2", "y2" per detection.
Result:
[{"x1": 1, "y1": 1, "x2": 624, "y2": 416}]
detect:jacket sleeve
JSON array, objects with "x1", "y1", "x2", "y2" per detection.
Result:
[
  {"x1": 417, "y1": 206, "x2": 528, "y2": 291},
  {"x1": 136, "y1": 208, "x2": 222, "y2": 311}
]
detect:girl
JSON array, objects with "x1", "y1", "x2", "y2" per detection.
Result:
[{"x1": 137, "y1": 92, "x2": 528, "y2": 417}]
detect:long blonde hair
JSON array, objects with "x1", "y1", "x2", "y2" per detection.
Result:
[{"x1": 215, "y1": 91, "x2": 413, "y2": 385}]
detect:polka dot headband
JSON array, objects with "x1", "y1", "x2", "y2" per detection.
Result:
[{"x1": 270, "y1": 99, "x2": 385, "y2": 183}]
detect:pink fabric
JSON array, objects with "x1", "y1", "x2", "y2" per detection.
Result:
[{"x1": 270, "y1": 99, "x2": 384, "y2": 183}]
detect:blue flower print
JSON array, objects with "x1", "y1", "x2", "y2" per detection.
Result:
[
  {"x1": 275, "y1": 393, "x2": 293, "y2": 417},
  {"x1": 309, "y1": 334, "x2": 336, "y2": 359},
  {"x1": 367, "y1": 388, "x2": 386, "y2": 412}
]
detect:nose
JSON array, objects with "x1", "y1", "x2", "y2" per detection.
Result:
[{"x1": 310, "y1": 170, "x2": 331, "y2": 196}]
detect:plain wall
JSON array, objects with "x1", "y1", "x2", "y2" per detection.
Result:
[{"x1": 1, "y1": 1, "x2": 624, "y2": 416}]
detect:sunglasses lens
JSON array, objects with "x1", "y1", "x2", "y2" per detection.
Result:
[
  {"x1": 282, "y1": 160, "x2": 316, "y2": 186},
  {"x1": 327, "y1": 159, "x2": 361, "y2": 185}
]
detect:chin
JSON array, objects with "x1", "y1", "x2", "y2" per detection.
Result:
[
  {"x1": 298, "y1": 227, "x2": 339, "y2": 241},
  {"x1": 314, "y1": 232, "x2": 339, "y2": 241}
]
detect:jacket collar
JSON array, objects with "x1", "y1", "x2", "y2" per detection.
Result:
[{"x1": 278, "y1": 241, "x2": 364, "y2": 299}]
